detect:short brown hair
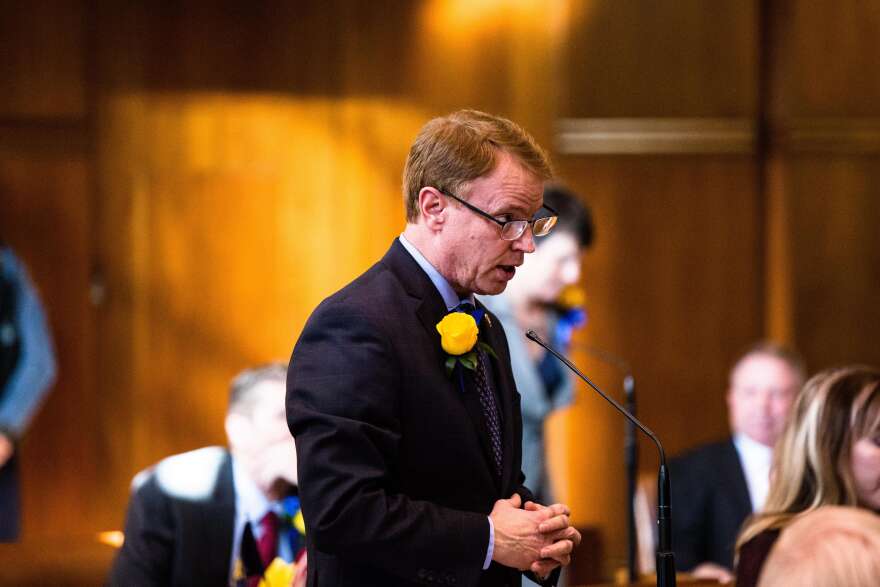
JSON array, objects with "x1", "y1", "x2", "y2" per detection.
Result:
[{"x1": 402, "y1": 109, "x2": 553, "y2": 222}]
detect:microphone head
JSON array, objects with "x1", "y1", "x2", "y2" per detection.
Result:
[{"x1": 525, "y1": 329, "x2": 542, "y2": 343}]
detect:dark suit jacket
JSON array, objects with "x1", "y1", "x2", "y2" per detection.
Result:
[
  {"x1": 108, "y1": 446, "x2": 237, "y2": 586},
  {"x1": 669, "y1": 439, "x2": 752, "y2": 572},
  {"x1": 287, "y1": 239, "x2": 548, "y2": 587}
]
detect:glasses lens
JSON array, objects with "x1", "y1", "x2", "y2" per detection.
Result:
[
  {"x1": 500, "y1": 221, "x2": 528, "y2": 241},
  {"x1": 532, "y1": 216, "x2": 557, "y2": 237}
]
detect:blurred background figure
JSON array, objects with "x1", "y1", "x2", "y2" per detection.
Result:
[
  {"x1": 756, "y1": 506, "x2": 880, "y2": 587},
  {"x1": 109, "y1": 362, "x2": 305, "y2": 587},
  {"x1": 480, "y1": 184, "x2": 594, "y2": 506},
  {"x1": 669, "y1": 342, "x2": 805, "y2": 582},
  {"x1": 0, "y1": 242, "x2": 57, "y2": 542},
  {"x1": 735, "y1": 365, "x2": 880, "y2": 587}
]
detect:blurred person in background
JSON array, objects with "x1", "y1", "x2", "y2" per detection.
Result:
[
  {"x1": 756, "y1": 506, "x2": 880, "y2": 587},
  {"x1": 735, "y1": 365, "x2": 880, "y2": 587},
  {"x1": 109, "y1": 362, "x2": 305, "y2": 587},
  {"x1": 670, "y1": 342, "x2": 805, "y2": 583},
  {"x1": 0, "y1": 242, "x2": 57, "y2": 542},
  {"x1": 479, "y1": 184, "x2": 594, "y2": 507}
]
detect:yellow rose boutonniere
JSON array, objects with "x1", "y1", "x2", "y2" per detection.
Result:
[
  {"x1": 436, "y1": 307, "x2": 497, "y2": 378},
  {"x1": 436, "y1": 312, "x2": 479, "y2": 356}
]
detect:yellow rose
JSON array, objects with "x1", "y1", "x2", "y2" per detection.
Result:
[{"x1": 436, "y1": 312, "x2": 479, "y2": 356}]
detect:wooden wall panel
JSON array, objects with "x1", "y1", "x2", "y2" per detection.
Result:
[
  {"x1": 769, "y1": 156, "x2": 880, "y2": 371},
  {"x1": 764, "y1": 0, "x2": 880, "y2": 371},
  {"x1": 563, "y1": 0, "x2": 757, "y2": 117},
  {"x1": 0, "y1": 0, "x2": 86, "y2": 118},
  {"x1": 769, "y1": 1, "x2": 880, "y2": 116}
]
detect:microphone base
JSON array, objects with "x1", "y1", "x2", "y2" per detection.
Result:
[{"x1": 656, "y1": 551, "x2": 676, "y2": 587}]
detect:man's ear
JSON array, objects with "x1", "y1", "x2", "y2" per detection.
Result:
[{"x1": 418, "y1": 187, "x2": 447, "y2": 231}]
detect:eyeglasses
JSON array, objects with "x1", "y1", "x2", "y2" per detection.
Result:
[{"x1": 440, "y1": 190, "x2": 558, "y2": 241}]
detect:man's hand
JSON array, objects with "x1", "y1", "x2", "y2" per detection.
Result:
[
  {"x1": 524, "y1": 500, "x2": 581, "y2": 577},
  {"x1": 490, "y1": 493, "x2": 558, "y2": 570},
  {"x1": 0, "y1": 433, "x2": 13, "y2": 468},
  {"x1": 691, "y1": 562, "x2": 734, "y2": 584}
]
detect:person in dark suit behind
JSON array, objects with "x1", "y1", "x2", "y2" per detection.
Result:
[
  {"x1": 109, "y1": 362, "x2": 306, "y2": 587},
  {"x1": 669, "y1": 342, "x2": 805, "y2": 583},
  {"x1": 286, "y1": 109, "x2": 581, "y2": 587}
]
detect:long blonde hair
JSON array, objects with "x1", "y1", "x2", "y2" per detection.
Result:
[{"x1": 736, "y1": 366, "x2": 880, "y2": 549}]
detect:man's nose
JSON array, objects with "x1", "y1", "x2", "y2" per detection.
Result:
[{"x1": 514, "y1": 226, "x2": 536, "y2": 253}]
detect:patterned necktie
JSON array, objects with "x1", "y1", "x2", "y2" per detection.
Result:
[
  {"x1": 456, "y1": 302, "x2": 504, "y2": 477},
  {"x1": 475, "y1": 346, "x2": 504, "y2": 477}
]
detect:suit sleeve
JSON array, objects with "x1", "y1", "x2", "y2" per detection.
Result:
[
  {"x1": 107, "y1": 475, "x2": 174, "y2": 587},
  {"x1": 287, "y1": 301, "x2": 490, "y2": 584}
]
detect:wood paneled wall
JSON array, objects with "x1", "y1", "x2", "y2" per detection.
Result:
[{"x1": 2, "y1": 0, "x2": 879, "y2": 583}]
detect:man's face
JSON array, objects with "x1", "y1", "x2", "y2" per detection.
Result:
[
  {"x1": 439, "y1": 151, "x2": 544, "y2": 296},
  {"x1": 727, "y1": 354, "x2": 801, "y2": 447},
  {"x1": 226, "y1": 380, "x2": 298, "y2": 495},
  {"x1": 515, "y1": 231, "x2": 583, "y2": 303}
]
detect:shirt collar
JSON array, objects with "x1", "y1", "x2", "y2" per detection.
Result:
[
  {"x1": 398, "y1": 234, "x2": 474, "y2": 311},
  {"x1": 232, "y1": 456, "x2": 276, "y2": 524},
  {"x1": 733, "y1": 433, "x2": 773, "y2": 464}
]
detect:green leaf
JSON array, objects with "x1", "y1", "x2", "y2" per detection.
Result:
[
  {"x1": 459, "y1": 352, "x2": 478, "y2": 371},
  {"x1": 478, "y1": 341, "x2": 498, "y2": 360},
  {"x1": 445, "y1": 356, "x2": 457, "y2": 377}
]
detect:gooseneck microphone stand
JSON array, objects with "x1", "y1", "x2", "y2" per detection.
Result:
[{"x1": 526, "y1": 331, "x2": 675, "y2": 587}]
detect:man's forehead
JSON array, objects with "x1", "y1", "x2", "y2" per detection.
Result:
[{"x1": 731, "y1": 354, "x2": 798, "y2": 387}]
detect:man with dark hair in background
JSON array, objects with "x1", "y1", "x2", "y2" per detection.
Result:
[
  {"x1": 109, "y1": 362, "x2": 305, "y2": 586},
  {"x1": 287, "y1": 110, "x2": 581, "y2": 587},
  {"x1": 670, "y1": 342, "x2": 806, "y2": 582}
]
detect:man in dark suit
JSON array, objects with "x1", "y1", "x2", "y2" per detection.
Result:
[
  {"x1": 287, "y1": 110, "x2": 581, "y2": 587},
  {"x1": 109, "y1": 363, "x2": 305, "y2": 586},
  {"x1": 670, "y1": 342, "x2": 805, "y2": 582}
]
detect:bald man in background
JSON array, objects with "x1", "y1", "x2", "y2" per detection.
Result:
[{"x1": 669, "y1": 342, "x2": 805, "y2": 583}]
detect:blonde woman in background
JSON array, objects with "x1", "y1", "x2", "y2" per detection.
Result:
[
  {"x1": 757, "y1": 506, "x2": 880, "y2": 587},
  {"x1": 735, "y1": 366, "x2": 880, "y2": 587}
]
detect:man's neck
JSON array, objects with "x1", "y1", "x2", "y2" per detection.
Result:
[{"x1": 401, "y1": 226, "x2": 471, "y2": 302}]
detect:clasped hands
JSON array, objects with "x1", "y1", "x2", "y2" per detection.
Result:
[{"x1": 490, "y1": 493, "x2": 582, "y2": 578}]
